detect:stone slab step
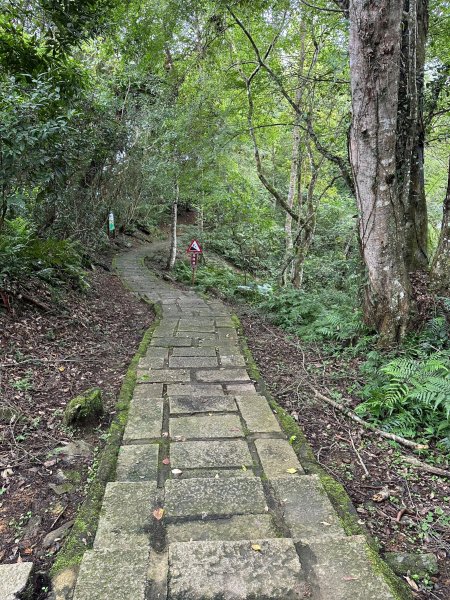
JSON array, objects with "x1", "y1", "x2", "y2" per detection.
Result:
[
  {"x1": 165, "y1": 476, "x2": 267, "y2": 518},
  {"x1": 167, "y1": 514, "x2": 283, "y2": 543},
  {"x1": 236, "y1": 395, "x2": 282, "y2": 433},
  {"x1": 169, "y1": 395, "x2": 237, "y2": 414},
  {"x1": 255, "y1": 438, "x2": 304, "y2": 478},
  {"x1": 170, "y1": 439, "x2": 253, "y2": 470},
  {"x1": 123, "y1": 397, "x2": 163, "y2": 441},
  {"x1": 0, "y1": 562, "x2": 33, "y2": 600},
  {"x1": 271, "y1": 475, "x2": 345, "y2": 540},
  {"x1": 168, "y1": 539, "x2": 309, "y2": 599},
  {"x1": 169, "y1": 413, "x2": 244, "y2": 439},
  {"x1": 93, "y1": 481, "x2": 156, "y2": 549},
  {"x1": 115, "y1": 443, "x2": 159, "y2": 481},
  {"x1": 73, "y1": 549, "x2": 148, "y2": 600},
  {"x1": 301, "y1": 535, "x2": 397, "y2": 599}
]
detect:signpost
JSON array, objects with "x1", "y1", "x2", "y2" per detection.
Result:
[
  {"x1": 187, "y1": 239, "x2": 203, "y2": 284},
  {"x1": 108, "y1": 212, "x2": 115, "y2": 238}
]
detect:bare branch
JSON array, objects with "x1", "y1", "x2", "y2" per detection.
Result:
[
  {"x1": 227, "y1": 7, "x2": 355, "y2": 195},
  {"x1": 299, "y1": 0, "x2": 344, "y2": 14},
  {"x1": 331, "y1": 0, "x2": 349, "y2": 17},
  {"x1": 226, "y1": 20, "x2": 300, "y2": 221}
]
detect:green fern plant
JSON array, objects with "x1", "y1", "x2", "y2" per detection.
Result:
[
  {"x1": 356, "y1": 351, "x2": 450, "y2": 448},
  {"x1": 0, "y1": 218, "x2": 87, "y2": 292}
]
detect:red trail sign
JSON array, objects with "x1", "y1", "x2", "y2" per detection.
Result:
[{"x1": 186, "y1": 239, "x2": 203, "y2": 253}]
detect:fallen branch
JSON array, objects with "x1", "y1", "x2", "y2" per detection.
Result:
[
  {"x1": 401, "y1": 455, "x2": 450, "y2": 479},
  {"x1": 311, "y1": 388, "x2": 429, "y2": 451},
  {"x1": 18, "y1": 291, "x2": 51, "y2": 312}
]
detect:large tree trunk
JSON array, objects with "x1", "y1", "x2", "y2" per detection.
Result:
[
  {"x1": 349, "y1": 0, "x2": 411, "y2": 343},
  {"x1": 349, "y1": 0, "x2": 428, "y2": 344},
  {"x1": 431, "y1": 156, "x2": 450, "y2": 291}
]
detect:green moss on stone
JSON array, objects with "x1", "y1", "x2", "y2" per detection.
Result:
[
  {"x1": 65, "y1": 470, "x2": 82, "y2": 484},
  {"x1": 63, "y1": 388, "x2": 103, "y2": 427},
  {"x1": 366, "y1": 546, "x2": 413, "y2": 600},
  {"x1": 51, "y1": 299, "x2": 162, "y2": 580}
]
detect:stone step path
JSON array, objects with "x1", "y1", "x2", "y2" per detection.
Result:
[{"x1": 71, "y1": 245, "x2": 401, "y2": 600}]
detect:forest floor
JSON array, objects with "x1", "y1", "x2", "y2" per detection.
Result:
[
  {"x1": 236, "y1": 307, "x2": 450, "y2": 600},
  {"x1": 0, "y1": 242, "x2": 154, "y2": 574}
]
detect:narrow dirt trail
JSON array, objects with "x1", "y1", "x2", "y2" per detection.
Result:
[{"x1": 69, "y1": 242, "x2": 402, "y2": 599}]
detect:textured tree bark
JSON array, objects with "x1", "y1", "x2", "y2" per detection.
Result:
[
  {"x1": 292, "y1": 144, "x2": 318, "y2": 289},
  {"x1": 398, "y1": 0, "x2": 429, "y2": 271},
  {"x1": 167, "y1": 182, "x2": 178, "y2": 270},
  {"x1": 431, "y1": 156, "x2": 450, "y2": 291},
  {"x1": 349, "y1": 0, "x2": 412, "y2": 343}
]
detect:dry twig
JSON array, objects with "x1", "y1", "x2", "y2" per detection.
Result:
[{"x1": 348, "y1": 430, "x2": 369, "y2": 476}]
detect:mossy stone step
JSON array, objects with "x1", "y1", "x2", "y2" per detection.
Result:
[
  {"x1": 164, "y1": 476, "x2": 267, "y2": 518},
  {"x1": 168, "y1": 539, "x2": 308, "y2": 599},
  {"x1": 73, "y1": 549, "x2": 148, "y2": 600},
  {"x1": 300, "y1": 535, "x2": 397, "y2": 599},
  {"x1": 271, "y1": 475, "x2": 345, "y2": 540}
]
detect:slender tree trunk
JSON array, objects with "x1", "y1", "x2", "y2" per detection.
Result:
[
  {"x1": 398, "y1": 0, "x2": 429, "y2": 271},
  {"x1": 292, "y1": 145, "x2": 318, "y2": 288},
  {"x1": 167, "y1": 182, "x2": 178, "y2": 270},
  {"x1": 349, "y1": 0, "x2": 410, "y2": 342},
  {"x1": 282, "y1": 110, "x2": 302, "y2": 285},
  {"x1": 282, "y1": 28, "x2": 306, "y2": 286},
  {"x1": 197, "y1": 205, "x2": 204, "y2": 233},
  {"x1": 431, "y1": 156, "x2": 450, "y2": 291}
]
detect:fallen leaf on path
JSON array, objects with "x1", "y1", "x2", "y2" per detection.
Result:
[
  {"x1": 251, "y1": 544, "x2": 261, "y2": 552},
  {"x1": 286, "y1": 468, "x2": 298, "y2": 474},
  {"x1": 162, "y1": 458, "x2": 170, "y2": 465},
  {"x1": 405, "y1": 576, "x2": 419, "y2": 592},
  {"x1": 153, "y1": 508, "x2": 165, "y2": 520}
]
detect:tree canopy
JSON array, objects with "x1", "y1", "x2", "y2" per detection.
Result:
[{"x1": 1, "y1": 0, "x2": 450, "y2": 339}]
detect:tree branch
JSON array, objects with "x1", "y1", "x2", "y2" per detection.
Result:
[
  {"x1": 331, "y1": 0, "x2": 349, "y2": 17},
  {"x1": 299, "y1": 0, "x2": 344, "y2": 14},
  {"x1": 226, "y1": 23, "x2": 300, "y2": 221},
  {"x1": 227, "y1": 7, "x2": 355, "y2": 195}
]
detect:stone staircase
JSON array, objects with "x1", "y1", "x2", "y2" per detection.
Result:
[{"x1": 70, "y1": 245, "x2": 403, "y2": 599}]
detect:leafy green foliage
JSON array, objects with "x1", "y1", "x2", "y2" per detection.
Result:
[
  {"x1": 257, "y1": 285, "x2": 365, "y2": 344},
  {"x1": 173, "y1": 259, "x2": 251, "y2": 299},
  {"x1": 356, "y1": 315, "x2": 450, "y2": 449},
  {"x1": 0, "y1": 218, "x2": 87, "y2": 291}
]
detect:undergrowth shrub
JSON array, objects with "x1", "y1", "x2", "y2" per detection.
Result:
[
  {"x1": 257, "y1": 286, "x2": 366, "y2": 344},
  {"x1": 0, "y1": 218, "x2": 87, "y2": 293},
  {"x1": 356, "y1": 315, "x2": 450, "y2": 451},
  {"x1": 173, "y1": 260, "x2": 249, "y2": 299}
]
